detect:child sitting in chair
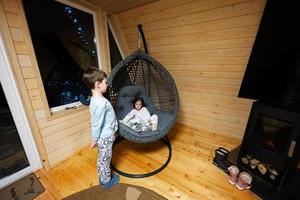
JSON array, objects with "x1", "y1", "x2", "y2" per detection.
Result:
[{"x1": 121, "y1": 96, "x2": 158, "y2": 132}]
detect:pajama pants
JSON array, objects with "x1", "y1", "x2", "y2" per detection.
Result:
[{"x1": 97, "y1": 135, "x2": 115, "y2": 184}]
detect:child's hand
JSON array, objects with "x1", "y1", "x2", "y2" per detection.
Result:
[{"x1": 89, "y1": 140, "x2": 97, "y2": 149}]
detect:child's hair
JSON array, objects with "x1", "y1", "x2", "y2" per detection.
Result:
[
  {"x1": 82, "y1": 67, "x2": 107, "y2": 89},
  {"x1": 133, "y1": 96, "x2": 145, "y2": 108}
]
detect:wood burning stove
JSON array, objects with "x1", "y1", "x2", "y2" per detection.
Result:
[{"x1": 227, "y1": 101, "x2": 300, "y2": 200}]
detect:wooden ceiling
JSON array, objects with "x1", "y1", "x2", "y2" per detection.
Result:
[{"x1": 83, "y1": 0, "x2": 158, "y2": 14}]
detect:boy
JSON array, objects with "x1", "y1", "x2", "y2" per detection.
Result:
[{"x1": 82, "y1": 67, "x2": 119, "y2": 189}]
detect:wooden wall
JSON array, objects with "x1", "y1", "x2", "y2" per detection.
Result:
[
  {"x1": 117, "y1": 0, "x2": 266, "y2": 138},
  {"x1": 0, "y1": 0, "x2": 110, "y2": 168}
]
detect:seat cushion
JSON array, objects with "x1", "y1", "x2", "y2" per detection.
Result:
[
  {"x1": 116, "y1": 85, "x2": 157, "y2": 120},
  {"x1": 115, "y1": 86, "x2": 176, "y2": 143},
  {"x1": 118, "y1": 110, "x2": 175, "y2": 143}
]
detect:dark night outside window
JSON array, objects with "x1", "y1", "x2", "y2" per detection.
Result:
[
  {"x1": 0, "y1": 83, "x2": 29, "y2": 179},
  {"x1": 23, "y1": 0, "x2": 99, "y2": 111}
]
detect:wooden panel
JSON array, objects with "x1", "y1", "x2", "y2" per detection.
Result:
[
  {"x1": 151, "y1": 48, "x2": 252, "y2": 60},
  {"x1": 21, "y1": 67, "x2": 35, "y2": 78},
  {"x1": 45, "y1": 128, "x2": 89, "y2": 154},
  {"x1": 147, "y1": 38, "x2": 255, "y2": 54},
  {"x1": 24, "y1": 78, "x2": 38, "y2": 89},
  {"x1": 127, "y1": 26, "x2": 258, "y2": 45},
  {"x1": 28, "y1": 89, "x2": 41, "y2": 101},
  {"x1": 96, "y1": 8, "x2": 110, "y2": 72},
  {"x1": 85, "y1": 0, "x2": 158, "y2": 14},
  {"x1": 34, "y1": 109, "x2": 46, "y2": 120},
  {"x1": 31, "y1": 100, "x2": 43, "y2": 110},
  {"x1": 167, "y1": 64, "x2": 246, "y2": 72},
  {"x1": 37, "y1": 109, "x2": 89, "y2": 129},
  {"x1": 118, "y1": 0, "x2": 199, "y2": 22},
  {"x1": 117, "y1": 0, "x2": 266, "y2": 138},
  {"x1": 5, "y1": 12, "x2": 21, "y2": 27},
  {"x1": 2, "y1": 0, "x2": 18, "y2": 13},
  {"x1": 13, "y1": 41, "x2": 27, "y2": 54},
  {"x1": 118, "y1": 0, "x2": 246, "y2": 28},
  {"x1": 47, "y1": 129, "x2": 90, "y2": 165},
  {"x1": 120, "y1": 0, "x2": 264, "y2": 30},
  {"x1": 9, "y1": 27, "x2": 25, "y2": 42},
  {"x1": 43, "y1": 122, "x2": 90, "y2": 146},
  {"x1": 17, "y1": 54, "x2": 32, "y2": 66},
  {"x1": 40, "y1": 112, "x2": 90, "y2": 138},
  {"x1": 123, "y1": 13, "x2": 262, "y2": 38}
]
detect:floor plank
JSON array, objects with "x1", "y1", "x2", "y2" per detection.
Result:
[{"x1": 35, "y1": 123, "x2": 259, "y2": 200}]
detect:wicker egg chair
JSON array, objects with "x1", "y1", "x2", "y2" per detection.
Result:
[
  {"x1": 107, "y1": 48, "x2": 179, "y2": 143},
  {"x1": 107, "y1": 48, "x2": 179, "y2": 178},
  {"x1": 106, "y1": 25, "x2": 179, "y2": 178}
]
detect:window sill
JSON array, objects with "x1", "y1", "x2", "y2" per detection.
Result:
[{"x1": 47, "y1": 104, "x2": 89, "y2": 121}]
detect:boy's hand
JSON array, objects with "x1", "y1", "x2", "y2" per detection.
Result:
[{"x1": 90, "y1": 140, "x2": 97, "y2": 149}]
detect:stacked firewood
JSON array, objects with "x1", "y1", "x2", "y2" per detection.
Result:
[{"x1": 241, "y1": 155, "x2": 279, "y2": 180}]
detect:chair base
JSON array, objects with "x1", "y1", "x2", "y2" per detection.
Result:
[{"x1": 111, "y1": 135, "x2": 172, "y2": 178}]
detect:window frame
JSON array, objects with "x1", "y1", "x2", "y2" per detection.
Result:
[
  {"x1": 48, "y1": 0, "x2": 102, "y2": 112},
  {"x1": 23, "y1": 0, "x2": 108, "y2": 119},
  {"x1": 56, "y1": 0, "x2": 103, "y2": 68}
]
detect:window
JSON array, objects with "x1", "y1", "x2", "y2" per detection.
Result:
[
  {"x1": 0, "y1": 83, "x2": 29, "y2": 179},
  {"x1": 23, "y1": 0, "x2": 99, "y2": 112}
]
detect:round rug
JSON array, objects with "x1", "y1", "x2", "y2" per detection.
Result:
[{"x1": 63, "y1": 183, "x2": 167, "y2": 200}]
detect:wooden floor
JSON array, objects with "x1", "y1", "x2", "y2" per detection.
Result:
[{"x1": 34, "y1": 124, "x2": 259, "y2": 200}]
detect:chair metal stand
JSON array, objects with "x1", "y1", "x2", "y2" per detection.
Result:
[{"x1": 111, "y1": 135, "x2": 172, "y2": 178}]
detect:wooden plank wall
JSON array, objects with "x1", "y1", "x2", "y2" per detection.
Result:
[
  {"x1": 117, "y1": 0, "x2": 266, "y2": 138},
  {"x1": 0, "y1": 0, "x2": 109, "y2": 168}
]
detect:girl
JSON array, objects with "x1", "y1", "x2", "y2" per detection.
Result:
[{"x1": 122, "y1": 96, "x2": 158, "y2": 132}]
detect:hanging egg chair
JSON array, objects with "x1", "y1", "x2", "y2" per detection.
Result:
[
  {"x1": 108, "y1": 48, "x2": 179, "y2": 143},
  {"x1": 107, "y1": 25, "x2": 179, "y2": 178}
]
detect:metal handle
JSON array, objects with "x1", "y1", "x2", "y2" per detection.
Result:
[{"x1": 137, "y1": 24, "x2": 148, "y2": 53}]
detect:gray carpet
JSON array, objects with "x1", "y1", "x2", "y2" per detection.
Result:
[
  {"x1": 63, "y1": 183, "x2": 167, "y2": 200},
  {"x1": 0, "y1": 173, "x2": 45, "y2": 200}
]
